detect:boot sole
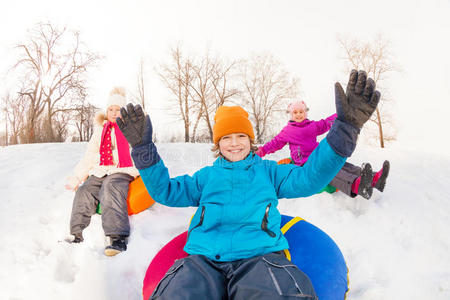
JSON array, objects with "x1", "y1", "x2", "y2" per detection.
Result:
[
  {"x1": 104, "y1": 248, "x2": 123, "y2": 256},
  {"x1": 375, "y1": 160, "x2": 390, "y2": 192},
  {"x1": 360, "y1": 163, "x2": 373, "y2": 199}
]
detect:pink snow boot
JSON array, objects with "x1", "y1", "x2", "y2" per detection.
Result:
[{"x1": 372, "y1": 160, "x2": 390, "y2": 192}]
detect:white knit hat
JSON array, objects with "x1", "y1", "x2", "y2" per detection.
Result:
[{"x1": 106, "y1": 87, "x2": 127, "y2": 110}]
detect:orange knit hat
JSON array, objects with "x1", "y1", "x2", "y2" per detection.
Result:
[{"x1": 213, "y1": 106, "x2": 255, "y2": 144}]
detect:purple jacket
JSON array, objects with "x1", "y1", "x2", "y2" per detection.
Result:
[{"x1": 259, "y1": 114, "x2": 337, "y2": 166}]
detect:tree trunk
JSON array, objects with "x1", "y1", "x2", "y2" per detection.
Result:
[
  {"x1": 191, "y1": 109, "x2": 203, "y2": 143},
  {"x1": 376, "y1": 108, "x2": 385, "y2": 148},
  {"x1": 47, "y1": 116, "x2": 54, "y2": 142},
  {"x1": 4, "y1": 110, "x2": 8, "y2": 146},
  {"x1": 254, "y1": 118, "x2": 262, "y2": 144},
  {"x1": 184, "y1": 122, "x2": 190, "y2": 142},
  {"x1": 46, "y1": 99, "x2": 55, "y2": 142},
  {"x1": 78, "y1": 123, "x2": 83, "y2": 141},
  {"x1": 204, "y1": 110, "x2": 213, "y2": 142},
  {"x1": 10, "y1": 134, "x2": 18, "y2": 145},
  {"x1": 26, "y1": 111, "x2": 36, "y2": 143}
]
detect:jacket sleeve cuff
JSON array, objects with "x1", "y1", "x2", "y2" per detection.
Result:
[
  {"x1": 131, "y1": 142, "x2": 161, "y2": 170},
  {"x1": 326, "y1": 119, "x2": 360, "y2": 157}
]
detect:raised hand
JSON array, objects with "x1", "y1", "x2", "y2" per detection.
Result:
[
  {"x1": 116, "y1": 103, "x2": 152, "y2": 148},
  {"x1": 116, "y1": 103, "x2": 160, "y2": 169},
  {"x1": 334, "y1": 70, "x2": 381, "y2": 129}
]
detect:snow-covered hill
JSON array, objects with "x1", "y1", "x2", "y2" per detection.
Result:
[{"x1": 1, "y1": 142, "x2": 449, "y2": 299}]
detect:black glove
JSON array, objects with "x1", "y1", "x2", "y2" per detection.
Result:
[
  {"x1": 326, "y1": 70, "x2": 381, "y2": 157},
  {"x1": 117, "y1": 103, "x2": 160, "y2": 169},
  {"x1": 335, "y1": 69, "x2": 380, "y2": 129},
  {"x1": 116, "y1": 103, "x2": 148, "y2": 148}
]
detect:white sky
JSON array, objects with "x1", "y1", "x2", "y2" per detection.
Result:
[{"x1": 1, "y1": 0, "x2": 449, "y2": 151}]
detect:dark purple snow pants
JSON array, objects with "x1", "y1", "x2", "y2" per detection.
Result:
[
  {"x1": 329, "y1": 162, "x2": 362, "y2": 197},
  {"x1": 150, "y1": 251, "x2": 318, "y2": 300},
  {"x1": 69, "y1": 173, "x2": 133, "y2": 237}
]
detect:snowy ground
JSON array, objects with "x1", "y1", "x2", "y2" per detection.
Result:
[{"x1": 1, "y1": 142, "x2": 449, "y2": 300}]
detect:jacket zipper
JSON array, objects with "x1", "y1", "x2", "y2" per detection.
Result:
[
  {"x1": 187, "y1": 206, "x2": 205, "y2": 239},
  {"x1": 297, "y1": 146, "x2": 303, "y2": 163},
  {"x1": 261, "y1": 203, "x2": 276, "y2": 237}
]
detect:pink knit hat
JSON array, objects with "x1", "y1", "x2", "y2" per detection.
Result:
[{"x1": 287, "y1": 101, "x2": 309, "y2": 119}]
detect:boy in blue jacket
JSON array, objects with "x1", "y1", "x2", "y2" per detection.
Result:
[{"x1": 118, "y1": 70, "x2": 380, "y2": 299}]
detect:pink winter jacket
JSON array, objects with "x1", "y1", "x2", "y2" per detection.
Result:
[{"x1": 259, "y1": 114, "x2": 337, "y2": 166}]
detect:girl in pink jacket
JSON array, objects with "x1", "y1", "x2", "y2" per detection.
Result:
[{"x1": 256, "y1": 101, "x2": 389, "y2": 199}]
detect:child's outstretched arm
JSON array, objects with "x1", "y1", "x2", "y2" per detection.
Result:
[
  {"x1": 117, "y1": 104, "x2": 201, "y2": 207},
  {"x1": 314, "y1": 113, "x2": 337, "y2": 136},
  {"x1": 256, "y1": 128, "x2": 289, "y2": 157}
]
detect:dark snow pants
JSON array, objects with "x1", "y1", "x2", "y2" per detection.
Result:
[
  {"x1": 150, "y1": 251, "x2": 318, "y2": 300},
  {"x1": 329, "y1": 162, "x2": 361, "y2": 197},
  {"x1": 70, "y1": 173, "x2": 133, "y2": 237}
]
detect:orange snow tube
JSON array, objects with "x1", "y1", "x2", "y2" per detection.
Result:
[
  {"x1": 126, "y1": 176, "x2": 155, "y2": 215},
  {"x1": 277, "y1": 158, "x2": 293, "y2": 165}
]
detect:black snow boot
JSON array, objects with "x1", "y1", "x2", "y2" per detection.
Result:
[
  {"x1": 358, "y1": 163, "x2": 373, "y2": 200},
  {"x1": 373, "y1": 160, "x2": 390, "y2": 192},
  {"x1": 104, "y1": 236, "x2": 127, "y2": 256}
]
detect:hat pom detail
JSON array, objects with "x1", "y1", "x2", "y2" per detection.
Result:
[{"x1": 106, "y1": 87, "x2": 127, "y2": 110}]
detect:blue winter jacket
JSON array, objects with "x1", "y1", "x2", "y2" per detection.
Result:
[{"x1": 138, "y1": 139, "x2": 345, "y2": 262}]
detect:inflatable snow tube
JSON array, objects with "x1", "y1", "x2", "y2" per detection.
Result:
[
  {"x1": 277, "y1": 158, "x2": 337, "y2": 194},
  {"x1": 280, "y1": 215, "x2": 348, "y2": 300},
  {"x1": 142, "y1": 215, "x2": 348, "y2": 300},
  {"x1": 96, "y1": 176, "x2": 155, "y2": 215},
  {"x1": 127, "y1": 176, "x2": 155, "y2": 215},
  {"x1": 142, "y1": 231, "x2": 189, "y2": 300}
]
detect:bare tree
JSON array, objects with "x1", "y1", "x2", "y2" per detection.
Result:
[
  {"x1": 12, "y1": 22, "x2": 100, "y2": 143},
  {"x1": 52, "y1": 111, "x2": 71, "y2": 142},
  {"x1": 1, "y1": 93, "x2": 10, "y2": 146},
  {"x1": 130, "y1": 58, "x2": 147, "y2": 109},
  {"x1": 210, "y1": 57, "x2": 240, "y2": 111},
  {"x1": 159, "y1": 45, "x2": 195, "y2": 142},
  {"x1": 338, "y1": 34, "x2": 399, "y2": 148},
  {"x1": 190, "y1": 101, "x2": 204, "y2": 143},
  {"x1": 188, "y1": 51, "x2": 239, "y2": 142},
  {"x1": 161, "y1": 48, "x2": 295, "y2": 143},
  {"x1": 238, "y1": 53, "x2": 300, "y2": 143},
  {"x1": 73, "y1": 94, "x2": 98, "y2": 142},
  {"x1": 159, "y1": 45, "x2": 240, "y2": 143},
  {"x1": 188, "y1": 51, "x2": 217, "y2": 142},
  {"x1": 2, "y1": 91, "x2": 26, "y2": 145}
]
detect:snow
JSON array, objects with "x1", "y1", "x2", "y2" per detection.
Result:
[{"x1": 1, "y1": 141, "x2": 450, "y2": 299}]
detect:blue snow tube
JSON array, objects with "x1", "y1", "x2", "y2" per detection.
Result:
[{"x1": 280, "y1": 215, "x2": 349, "y2": 300}]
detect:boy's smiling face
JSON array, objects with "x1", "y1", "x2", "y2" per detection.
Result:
[{"x1": 219, "y1": 133, "x2": 251, "y2": 162}]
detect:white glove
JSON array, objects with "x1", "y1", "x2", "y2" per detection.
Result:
[{"x1": 65, "y1": 176, "x2": 81, "y2": 191}]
